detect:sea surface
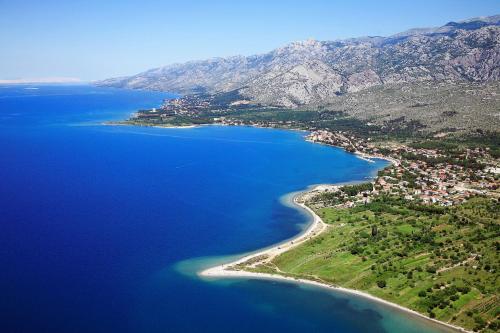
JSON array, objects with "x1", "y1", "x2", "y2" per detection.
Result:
[{"x1": 0, "y1": 85, "x2": 455, "y2": 333}]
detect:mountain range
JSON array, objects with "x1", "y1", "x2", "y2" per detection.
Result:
[{"x1": 97, "y1": 15, "x2": 500, "y2": 109}]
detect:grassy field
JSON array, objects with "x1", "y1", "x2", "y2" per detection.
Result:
[{"x1": 255, "y1": 196, "x2": 499, "y2": 332}]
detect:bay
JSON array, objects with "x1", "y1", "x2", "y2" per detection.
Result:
[{"x1": 0, "y1": 84, "x2": 455, "y2": 333}]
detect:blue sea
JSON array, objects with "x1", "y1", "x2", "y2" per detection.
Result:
[{"x1": 0, "y1": 85, "x2": 456, "y2": 333}]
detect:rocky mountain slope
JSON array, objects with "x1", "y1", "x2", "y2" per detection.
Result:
[
  {"x1": 312, "y1": 81, "x2": 500, "y2": 134},
  {"x1": 97, "y1": 15, "x2": 500, "y2": 108}
]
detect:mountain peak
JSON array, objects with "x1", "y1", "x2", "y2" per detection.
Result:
[{"x1": 275, "y1": 39, "x2": 324, "y2": 53}]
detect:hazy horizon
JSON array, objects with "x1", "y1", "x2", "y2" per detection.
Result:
[{"x1": 2, "y1": 0, "x2": 499, "y2": 81}]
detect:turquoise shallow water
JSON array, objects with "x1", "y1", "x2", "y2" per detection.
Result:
[{"x1": 0, "y1": 84, "x2": 457, "y2": 332}]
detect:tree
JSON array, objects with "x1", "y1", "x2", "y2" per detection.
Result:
[{"x1": 377, "y1": 280, "x2": 387, "y2": 288}]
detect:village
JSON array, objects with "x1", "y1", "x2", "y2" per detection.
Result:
[
  {"x1": 159, "y1": 95, "x2": 213, "y2": 115},
  {"x1": 130, "y1": 95, "x2": 214, "y2": 122},
  {"x1": 306, "y1": 130, "x2": 500, "y2": 208},
  {"x1": 132, "y1": 94, "x2": 262, "y2": 122}
]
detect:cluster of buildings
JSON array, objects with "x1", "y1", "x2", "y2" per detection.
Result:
[
  {"x1": 306, "y1": 130, "x2": 500, "y2": 207},
  {"x1": 160, "y1": 95, "x2": 212, "y2": 115},
  {"x1": 375, "y1": 159, "x2": 498, "y2": 206},
  {"x1": 132, "y1": 95, "x2": 216, "y2": 121},
  {"x1": 306, "y1": 130, "x2": 371, "y2": 153},
  {"x1": 212, "y1": 117, "x2": 297, "y2": 128},
  {"x1": 132, "y1": 96, "x2": 264, "y2": 123}
]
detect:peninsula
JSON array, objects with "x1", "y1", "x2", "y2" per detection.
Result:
[{"x1": 113, "y1": 116, "x2": 499, "y2": 332}]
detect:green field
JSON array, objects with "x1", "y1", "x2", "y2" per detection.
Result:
[{"x1": 252, "y1": 196, "x2": 499, "y2": 332}]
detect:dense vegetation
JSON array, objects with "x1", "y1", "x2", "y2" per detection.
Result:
[
  {"x1": 254, "y1": 197, "x2": 499, "y2": 332},
  {"x1": 400, "y1": 151, "x2": 485, "y2": 171},
  {"x1": 409, "y1": 132, "x2": 500, "y2": 159},
  {"x1": 131, "y1": 107, "x2": 434, "y2": 139},
  {"x1": 130, "y1": 105, "x2": 500, "y2": 147},
  {"x1": 196, "y1": 108, "x2": 373, "y2": 133}
]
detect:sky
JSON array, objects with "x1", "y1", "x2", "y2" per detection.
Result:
[{"x1": 1, "y1": 0, "x2": 499, "y2": 81}]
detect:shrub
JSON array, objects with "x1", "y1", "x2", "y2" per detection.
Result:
[
  {"x1": 488, "y1": 321, "x2": 499, "y2": 330},
  {"x1": 426, "y1": 266, "x2": 437, "y2": 274},
  {"x1": 474, "y1": 315, "x2": 486, "y2": 326},
  {"x1": 377, "y1": 280, "x2": 387, "y2": 288},
  {"x1": 458, "y1": 286, "x2": 471, "y2": 294}
]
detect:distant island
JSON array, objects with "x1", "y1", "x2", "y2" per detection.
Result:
[
  {"x1": 101, "y1": 14, "x2": 500, "y2": 333},
  {"x1": 0, "y1": 77, "x2": 82, "y2": 84}
]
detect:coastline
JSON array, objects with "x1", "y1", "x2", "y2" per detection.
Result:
[
  {"x1": 304, "y1": 136, "x2": 400, "y2": 166},
  {"x1": 200, "y1": 188, "x2": 327, "y2": 278},
  {"x1": 199, "y1": 183, "x2": 470, "y2": 333},
  {"x1": 102, "y1": 121, "x2": 199, "y2": 129},
  {"x1": 105, "y1": 120, "x2": 469, "y2": 332}
]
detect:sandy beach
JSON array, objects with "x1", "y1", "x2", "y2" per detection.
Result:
[
  {"x1": 199, "y1": 184, "x2": 470, "y2": 333},
  {"x1": 201, "y1": 190, "x2": 327, "y2": 277}
]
